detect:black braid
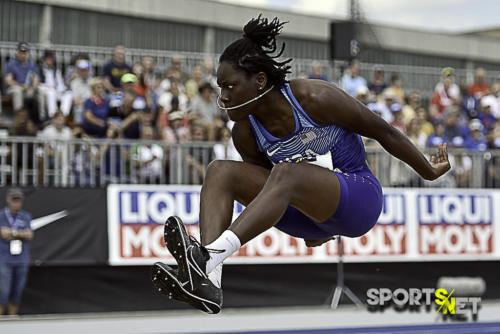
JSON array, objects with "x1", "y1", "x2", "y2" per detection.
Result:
[{"x1": 219, "y1": 15, "x2": 292, "y2": 87}]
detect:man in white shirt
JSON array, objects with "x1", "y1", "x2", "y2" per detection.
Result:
[{"x1": 70, "y1": 60, "x2": 92, "y2": 125}]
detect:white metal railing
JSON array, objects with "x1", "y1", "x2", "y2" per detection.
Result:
[{"x1": 0, "y1": 136, "x2": 498, "y2": 188}]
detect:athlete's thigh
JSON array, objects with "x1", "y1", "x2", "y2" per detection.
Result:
[
  {"x1": 274, "y1": 162, "x2": 341, "y2": 223},
  {"x1": 213, "y1": 160, "x2": 271, "y2": 206}
]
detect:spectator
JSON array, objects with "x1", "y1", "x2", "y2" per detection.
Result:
[
  {"x1": 158, "y1": 80, "x2": 188, "y2": 114},
  {"x1": 430, "y1": 67, "x2": 460, "y2": 119},
  {"x1": 213, "y1": 124, "x2": 241, "y2": 161},
  {"x1": 443, "y1": 109, "x2": 468, "y2": 148},
  {"x1": 464, "y1": 119, "x2": 487, "y2": 151},
  {"x1": 189, "y1": 82, "x2": 224, "y2": 140},
  {"x1": 427, "y1": 121, "x2": 446, "y2": 147},
  {"x1": 167, "y1": 56, "x2": 190, "y2": 84},
  {"x1": 308, "y1": 62, "x2": 328, "y2": 81},
  {"x1": 162, "y1": 110, "x2": 190, "y2": 143},
  {"x1": 367, "y1": 64, "x2": 387, "y2": 97},
  {"x1": 11, "y1": 109, "x2": 36, "y2": 137},
  {"x1": 460, "y1": 83, "x2": 480, "y2": 120},
  {"x1": 355, "y1": 86, "x2": 369, "y2": 105},
  {"x1": 4, "y1": 42, "x2": 41, "y2": 122},
  {"x1": 185, "y1": 66, "x2": 203, "y2": 101},
  {"x1": 186, "y1": 122, "x2": 213, "y2": 184},
  {"x1": 103, "y1": 45, "x2": 131, "y2": 92},
  {"x1": 389, "y1": 103, "x2": 406, "y2": 134},
  {"x1": 0, "y1": 188, "x2": 33, "y2": 316},
  {"x1": 468, "y1": 67, "x2": 490, "y2": 99},
  {"x1": 478, "y1": 97, "x2": 497, "y2": 132},
  {"x1": 133, "y1": 124, "x2": 164, "y2": 183},
  {"x1": 83, "y1": 78, "x2": 109, "y2": 137},
  {"x1": 406, "y1": 118, "x2": 427, "y2": 150},
  {"x1": 141, "y1": 56, "x2": 160, "y2": 89},
  {"x1": 64, "y1": 53, "x2": 90, "y2": 89},
  {"x1": 201, "y1": 58, "x2": 217, "y2": 88},
  {"x1": 70, "y1": 60, "x2": 92, "y2": 126},
  {"x1": 402, "y1": 91, "x2": 421, "y2": 125},
  {"x1": 415, "y1": 107, "x2": 434, "y2": 137},
  {"x1": 376, "y1": 90, "x2": 397, "y2": 123},
  {"x1": 131, "y1": 63, "x2": 153, "y2": 108},
  {"x1": 39, "y1": 110, "x2": 72, "y2": 140},
  {"x1": 383, "y1": 73, "x2": 405, "y2": 104},
  {"x1": 38, "y1": 50, "x2": 72, "y2": 119},
  {"x1": 480, "y1": 82, "x2": 500, "y2": 119},
  {"x1": 38, "y1": 111, "x2": 72, "y2": 183},
  {"x1": 340, "y1": 59, "x2": 367, "y2": 97}
]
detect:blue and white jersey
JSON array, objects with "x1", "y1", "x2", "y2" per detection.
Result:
[{"x1": 248, "y1": 82, "x2": 368, "y2": 173}]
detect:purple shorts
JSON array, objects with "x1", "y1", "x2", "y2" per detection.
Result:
[{"x1": 274, "y1": 169, "x2": 383, "y2": 239}]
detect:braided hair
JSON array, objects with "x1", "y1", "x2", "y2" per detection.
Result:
[{"x1": 219, "y1": 15, "x2": 292, "y2": 87}]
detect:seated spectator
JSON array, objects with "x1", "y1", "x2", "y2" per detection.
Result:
[
  {"x1": 428, "y1": 121, "x2": 447, "y2": 147},
  {"x1": 132, "y1": 63, "x2": 153, "y2": 108},
  {"x1": 402, "y1": 91, "x2": 421, "y2": 125},
  {"x1": 103, "y1": 45, "x2": 131, "y2": 92},
  {"x1": 389, "y1": 103, "x2": 406, "y2": 134},
  {"x1": 367, "y1": 64, "x2": 387, "y2": 97},
  {"x1": 213, "y1": 124, "x2": 241, "y2": 161},
  {"x1": 406, "y1": 118, "x2": 427, "y2": 150},
  {"x1": 464, "y1": 119, "x2": 488, "y2": 151},
  {"x1": 478, "y1": 97, "x2": 497, "y2": 132},
  {"x1": 70, "y1": 60, "x2": 92, "y2": 126},
  {"x1": 11, "y1": 109, "x2": 36, "y2": 137},
  {"x1": 487, "y1": 120, "x2": 500, "y2": 148},
  {"x1": 4, "y1": 42, "x2": 41, "y2": 122},
  {"x1": 64, "y1": 53, "x2": 91, "y2": 89},
  {"x1": 189, "y1": 82, "x2": 224, "y2": 140},
  {"x1": 443, "y1": 108, "x2": 468, "y2": 148},
  {"x1": 430, "y1": 67, "x2": 460, "y2": 119},
  {"x1": 355, "y1": 86, "x2": 369, "y2": 105},
  {"x1": 166, "y1": 56, "x2": 190, "y2": 85},
  {"x1": 186, "y1": 122, "x2": 213, "y2": 184},
  {"x1": 38, "y1": 110, "x2": 72, "y2": 140},
  {"x1": 141, "y1": 56, "x2": 160, "y2": 89},
  {"x1": 158, "y1": 80, "x2": 188, "y2": 114},
  {"x1": 383, "y1": 73, "x2": 405, "y2": 104},
  {"x1": 201, "y1": 58, "x2": 217, "y2": 88},
  {"x1": 38, "y1": 50, "x2": 72, "y2": 119},
  {"x1": 376, "y1": 90, "x2": 397, "y2": 123},
  {"x1": 83, "y1": 78, "x2": 109, "y2": 137},
  {"x1": 468, "y1": 67, "x2": 490, "y2": 99},
  {"x1": 416, "y1": 107, "x2": 434, "y2": 137},
  {"x1": 308, "y1": 62, "x2": 328, "y2": 81},
  {"x1": 340, "y1": 59, "x2": 366, "y2": 97},
  {"x1": 460, "y1": 83, "x2": 479, "y2": 119},
  {"x1": 185, "y1": 66, "x2": 203, "y2": 101},
  {"x1": 162, "y1": 110, "x2": 190, "y2": 143},
  {"x1": 480, "y1": 82, "x2": 500, "y2": 119},
  {"x1": 133, "y1": 124, "x2": 164, "y2": 183}
]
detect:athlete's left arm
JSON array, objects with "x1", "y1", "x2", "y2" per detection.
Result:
[{"x1": 301, "y1": 81, "x2": 450, "y2": 181}]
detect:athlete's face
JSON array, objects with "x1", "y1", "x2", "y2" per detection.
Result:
[{"x1": 216, "y1": 61, "x2": 267, "y2": 121}]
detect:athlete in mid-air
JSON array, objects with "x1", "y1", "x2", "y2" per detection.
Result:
[{"x1": 151, "y1": 16, "x2": 450, "y2": 314}]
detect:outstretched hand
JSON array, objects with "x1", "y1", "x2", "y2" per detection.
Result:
[{"x1": 429, "y1": 143, "x2": 451, "y2": 180}]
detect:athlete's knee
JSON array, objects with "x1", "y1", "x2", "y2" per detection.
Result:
[
  {"x1": 205, "y1": 160, "x2": 239, "y2": 183},
  {"x1": 268, "y1": 163, "x2": 300, "y2": 189}
]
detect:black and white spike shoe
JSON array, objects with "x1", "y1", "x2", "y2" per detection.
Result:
[
  {"x1": 163, "y1": 216, "x2": 213, "y2": 291},
  {"x1": 151, "y1": 262, "x2": 223, "y2": 314}
]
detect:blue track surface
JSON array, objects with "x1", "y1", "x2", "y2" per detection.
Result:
[{"x1": 199, "y1": 322, "x2": 500, "y2": 334}]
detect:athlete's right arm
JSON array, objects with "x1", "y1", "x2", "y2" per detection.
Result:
[{"x1": 232, "y1": 119, "x2": 273, "y2": 170}]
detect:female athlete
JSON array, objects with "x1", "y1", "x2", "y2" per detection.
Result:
[{"x1": 151, "y1": 16, "x2": 450, "y2": 314}]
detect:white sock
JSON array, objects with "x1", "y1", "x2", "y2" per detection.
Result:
[
  {"x1": 205, "y1": 230, "x2": 241, "y2": 274},
  {"x1": 208, "y1": 263, "x2": 223, "y2": 288}
]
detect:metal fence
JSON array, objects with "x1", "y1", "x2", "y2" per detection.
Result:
[
  {"x1": 3, "y1": 41, "x2": 500, "y2": 99},
  {"x1": 0, "y1": 136, "x2": 498, "y2": 189}
]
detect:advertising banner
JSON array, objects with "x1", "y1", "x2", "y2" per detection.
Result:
[{"x1": 107, "y1": 185, "x2": 500, "y2": 265}]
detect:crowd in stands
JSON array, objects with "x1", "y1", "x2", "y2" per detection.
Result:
[{"x1": 2, "y1": 42, "x2": 500, "y2": 186}]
